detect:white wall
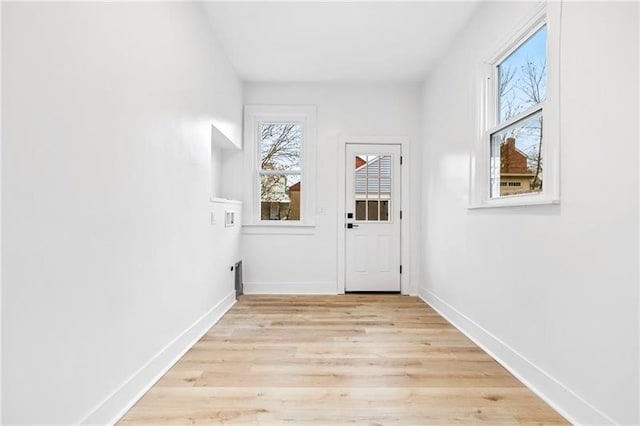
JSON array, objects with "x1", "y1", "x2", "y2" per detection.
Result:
[
  {"x1": 1, "y1": 2, "x2": 242, "y2": 423},
  {"x1": 0, "y1": 2, "x2": 3, "y2": 420},
  {"x1": 420, "y1": 1, "x2": 638, "y2": 424},
  {"x1": 227, "y1": 83, "x2": 422, "y2": 294}
]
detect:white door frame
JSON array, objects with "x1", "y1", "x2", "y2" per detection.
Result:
[{"x1": 337, "y1": 136, "x2": 410, "y2": 295}]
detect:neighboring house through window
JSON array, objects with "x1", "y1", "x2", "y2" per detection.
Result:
[
  {"x1": 490, "y1": 23, "x2": 546, "y2": 199},
  {"x1": 354, "y1": 155, "x2": 392, "y2": 221}
]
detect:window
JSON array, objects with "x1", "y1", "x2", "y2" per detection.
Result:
[
  {"x1": 470, "y1": 4, "x2": 560, "y2": 208},
  {"x1": 259, "y1": 123, "x2": 302, "y2": 221},
  {"x1": 243, "y1": 106, "x2": 317, "y2": 228},
  {"x1": 490, "y1": 25, "x2": 546, "y2": 199},
  {"x1": 354, "y1": 154, "x2": 392, "y2": 222}
]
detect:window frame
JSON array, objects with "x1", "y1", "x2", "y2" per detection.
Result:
[
  {"x1": 470, "y1": 3, "x2": 561, "y2": 208},
  {"x1": 243, "y1": 105, "x2": 317, "y2": 230},
  {"x1": 257, "y1": 121, "x2": 303, "y2": 221}
]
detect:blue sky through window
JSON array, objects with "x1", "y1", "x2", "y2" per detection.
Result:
[{"x1": 498, "y1": 25, "x2": 547, "y2": 124}]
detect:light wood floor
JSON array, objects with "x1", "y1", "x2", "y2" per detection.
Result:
[{"x1": 119, "y1": 295, "x2": 568, "y2": 425}]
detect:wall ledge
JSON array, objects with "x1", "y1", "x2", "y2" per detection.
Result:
[
  {"x1": 78, "y1": 291, "x2": 236, "y2": 425},
  {"x1": 418, "y1": 286, "x2": 615, "y2": 426},
  {"x1": 210, "y1": 197, "x2": 243, "y2": 205}
]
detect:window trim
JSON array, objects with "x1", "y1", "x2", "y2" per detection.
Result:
[
  {"x1": 243, "y1": 105, "x2": 317, "y2": 229},
  {"x1": 470, "y1": 2, "x2": 561, "y2": 209}
]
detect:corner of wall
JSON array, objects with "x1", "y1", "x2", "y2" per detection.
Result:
[
  {"x1": 418, "y1": 287, "x2": 616, "y2": 425},
  {"x1": 79, "y1": 291, "x2": 236, "y2": 425}
]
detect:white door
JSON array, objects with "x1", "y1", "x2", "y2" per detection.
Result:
[{"x1": 345, "y1": 144, "x2": 401, "y2": 292}]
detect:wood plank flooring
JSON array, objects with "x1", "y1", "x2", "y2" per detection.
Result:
[{"x1": 118, "y1": 295, "x2": 568, "y2": 425}]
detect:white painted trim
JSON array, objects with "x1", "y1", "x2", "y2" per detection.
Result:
[
  {"x1": 418, "y1": 287, "x2": 615, "y2": 426},
  {"x1": 637, "y1": 5, "x2": 640, "y2": 424},
  {"x1": 401, "y1": 141, "x2": 412, "y2": 295},
  {"x1": 336, "y1": 139, "x2": 346, "y2": 294},
  {"x1": 79, "y1": 291, "x2": 237, "y2": 425},
  {"x1": 0, "y1": 1, "x2": 3, "y2": 420},
  {"x1": 337, "y1": 136, "x2": 411, "y2": 295},
  {"x1": 243, "y1": 105, "x2": 317, "y2": 227},
  {"x1": 638, "y1": 6, "x2": 640, "y2": 423},
  {"x1": 242, "y1": 224, "x2": 316, "y2": 235},
  {"x1": 469, "y1": 2, "x2": 561, "y2": 209},
  {"x1": 243, "y1": 282, "x2": 337, "y2": 295},
  {"x1": 486, "y1": 2, "x2": 547, "y2": 67},
  {"x1": 209, "y1": 197, "x2": 243, "y2": 205},
  {"x1": 468, "y1": 197, "x2": 560, "y2": 209}
]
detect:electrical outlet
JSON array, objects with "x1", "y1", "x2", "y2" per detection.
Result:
[
  {"x1": 210, "y1": 212, "x2": 216, "y2": 225},
  {"x1": 225, "y1": 210, "x2": 235, "y2": 227}
]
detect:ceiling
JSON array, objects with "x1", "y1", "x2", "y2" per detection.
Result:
[{"x1": 202, "y1": 2, "x2": 480, "y2": 83}]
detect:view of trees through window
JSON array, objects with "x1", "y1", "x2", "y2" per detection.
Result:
[
  {"x1": 491, "y1": 25, "x2": 546, "y2": 198},
  {"x1": 259, "y1": 123, "x2": 302, "y2": 220}
]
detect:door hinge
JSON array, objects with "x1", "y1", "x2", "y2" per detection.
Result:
[
  {"x1": 400, "y1": 265, "x2": 403, "y2": 274},
  {"x1": 400, "y1": 156, "x2": 403, "y2": 165},
  {"x1": 400, "y1": 210, "x2": 403, "y2": 219}
]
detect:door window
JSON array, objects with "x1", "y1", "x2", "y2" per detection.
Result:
[{"x1": 353, "y1": 154, "x2": 392, "y2": 222}]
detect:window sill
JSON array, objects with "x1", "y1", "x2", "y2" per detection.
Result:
[
  {"x1": 468, "y1": 196, "x2": 559, "y2": 209},
  {"x1": 242, "y1": 223, "x2": 316, "y2": 235}
]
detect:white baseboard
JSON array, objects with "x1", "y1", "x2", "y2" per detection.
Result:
[
  {"x1": 418, "y1": 286, "x2": 614, "y2": 426},
  {"x1": 243, "y1": 281, "x2": 337, "y2": 295},
  {"x1": 79, "y1": 290, "x2": 237, "y2": 425}
]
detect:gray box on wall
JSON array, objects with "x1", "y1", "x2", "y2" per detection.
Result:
[{"x1": 234, "y1": 260, "x2": 243, "y2": 296}]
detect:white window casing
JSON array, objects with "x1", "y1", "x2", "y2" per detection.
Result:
[
  {"x1": 243, "y1": 105, "x2": 317, "y2": 231},
  {"x1": 470, "y1": 2, "x2": 561, "y2": 208}
]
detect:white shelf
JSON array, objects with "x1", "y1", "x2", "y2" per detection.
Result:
[{"x1": 210, "y1": 197, "x2": 243, "y2": 205}]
